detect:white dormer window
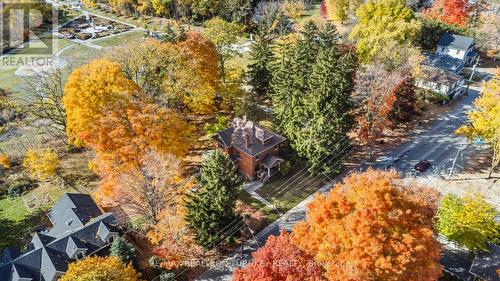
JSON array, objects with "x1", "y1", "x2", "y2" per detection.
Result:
[
  {"x1": 107, "y1": 235, "x2": 115, "y2": 244},
  {"x1": 65, "y1": 219, "x2": 73, "y2": 226}
]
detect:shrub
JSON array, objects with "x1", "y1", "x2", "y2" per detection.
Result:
[
  {"x1": 0, "y1": 153, "x2": 10, "y2": 169},
  {"x1": 110, "y1": 236, "x2": 136, "y2": 264},
  {"x1": 22, "y1": 148, "x2": 60, "y2": 181},
  {"x1": 280, "y1": 160, "x2": 292, "y2": 176},
  {"x1": 203, "y1": 114, "x2": 229, "y2": 136},
  {"x1": 7, "y1": 178, "x2": 37, "y2": 199}
]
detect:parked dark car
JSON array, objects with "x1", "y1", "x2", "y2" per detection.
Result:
[{"x1": 415, "y1": 160, "x2": 431, "y2": 172}]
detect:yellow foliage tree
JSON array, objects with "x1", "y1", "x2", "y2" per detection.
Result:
[
  {"x1": 63, "y1": 58, "x2": 141, "y2": 146},
  {"x1": 0, "y1": 153, "x2": 10, "y2": 169},
  {"x1": 108, "y1": 37, "x2": 218, "y2": 114},
  {"x1": 456, "y1": 70, "x2": 500, "y2": 177},
  {"x1": 60, "y1": 256, "x2": 142, "y2": 281},
  {"x1": 22, "y1": 148, "x2": 60, "y2": 180},
  {"x1": 349, "y1": 0, "x2": 420, "y2": 63}
]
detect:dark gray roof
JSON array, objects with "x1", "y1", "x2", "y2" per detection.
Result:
[
  {"x1": 47, "y1": 193, "x2": 103, "y2": 237},
  {"x1": 469, "y1": 244, "x2": 500, "y2": 281},
  {"x1": 424, "y1": 53, "x2": 464, "y2": 73},
  {"x1": 0, "y1": 193, "x2": 119, "y2": 281},
  {"x1": 437, "y1": 33, "x2": 474, "y2": 51},
  {"x1": 212, "y1": 125, "x2": 286, "y2": 157}
]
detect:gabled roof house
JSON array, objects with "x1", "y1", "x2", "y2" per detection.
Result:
[
  {"x1": 212, "y1": 117, "x2": 286, "y2": 182},
  {"x1": 0, "y1": 193, "x2": 119, "y2": 281},
  {"x1": 436, "y1": 33, "x2": 478, "y2": 65}
]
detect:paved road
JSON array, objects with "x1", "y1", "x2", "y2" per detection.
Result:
[
  {"x1": 384, "y1": 86, "x2": 483, "y2": 177},
  {"x1": 196, "y1": 85, "x2": 483, "y2": 281}
]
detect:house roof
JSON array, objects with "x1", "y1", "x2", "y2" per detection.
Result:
[
  {"x1": 469, "y1": 244, "x2": 500, "y2": 280},
  {"x1": 424, "y1": 53, "x2": 464, "y2": 73},
  {"x1": 419, "y1": 66, "x2": 463, "y2": 85},
  {"x1": 212, "y1": 124, "x2": 286, "y2": 157},
  {"x1": 437, "y1": 33, "x2": 474, "y2": 51},
  {"x1": 0, "y1": 193, "x2": 118, "y2": 281}
]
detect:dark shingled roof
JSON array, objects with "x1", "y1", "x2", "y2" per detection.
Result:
[
  {"x1": 469, "y1": 244, "x2": 500, "y2": 281},
  {"x1": 212, "y1": 125, "x2": 286, "y2": 157},
  {"x1": 424, "y1": 53, "x2": 464, "y2": 73},
  {"x1": 437, "y1": 33, "x2": 474, "y2": 51},
  {"x1": 0, "y1": 193, "x2": 119, "y2": 281}
]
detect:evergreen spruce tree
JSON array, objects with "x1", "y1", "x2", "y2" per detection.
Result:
[
  {"x1": 110, "y1": 236, "x2": 136, "y2": 264},
  {"x1": 271, "y1": 22, "x2": 357, "y2": 175},
  {"x1": 248, "y1": 32, "x2": 274, "y2": 97},
  {"x1": 185, "y1": 149, "x2": 242, "y2": 249},
  {"x1": 304, "y1": 23, "x2": 357, "y2": 174}
]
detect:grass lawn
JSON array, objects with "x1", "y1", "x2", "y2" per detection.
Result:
[
  {"x1": 58, "y1": 44, "x2": 103, "y2": 65},
  {"x1": 228, "y1": 52, "x2": 252, "y2": 72},
  {"x1": 0, "y1": 195, "x2": 46, "y2": 250},
  {"x1": 238, "y1": 190, "x2": 280, "y2": 222},
  {"x1": 0, "y1": 38, "x2": 74, "y2": 92},
  {"x1": 257, "y1": 162, "x2": 325, "y2": 211},
  {"x1": 93, "y1": 30, "x2": 146, "y2": 48}
]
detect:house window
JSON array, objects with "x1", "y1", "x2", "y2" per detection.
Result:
[{"x1": 76, "y1": 252, "x2": 85, "y2": 260}]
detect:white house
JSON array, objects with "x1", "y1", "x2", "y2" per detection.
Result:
[
  {"x1": 415, "y1": 66, "x2": 464, "y2": 100},
  {"x1": 436, "y1": 33, "x2": 478, "y2": 65}
]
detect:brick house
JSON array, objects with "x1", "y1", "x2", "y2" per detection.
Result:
[{"x1": 211, "y1": 117, "x2": 286, "y2": 182}]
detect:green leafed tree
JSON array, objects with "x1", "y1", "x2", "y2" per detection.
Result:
[
  {"x1": 349, "y1": 0, "x2": 420, "y2": 63},
  {"x1": 202, "y1": 17, "x2": 244, "y2": 82},
  {"x1": 271, "y1": 22, "x2": 357, "y2": 175},
  {"x1": 247, "y1": 32, "x2": 275, "y2": 97},
  {"x1": 185, "y1": 149, "x2": 242, "y2": 248},
  {"x1": 110, "y1": 236, "x2": 136, "y2": 264},
  {"x1": 435, "y1": 194, "x2": 500, "y2": 251}
]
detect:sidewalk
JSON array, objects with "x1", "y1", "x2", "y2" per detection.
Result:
[{"x1": 195, "y1": 182, "x2": 332, "y2": 280}]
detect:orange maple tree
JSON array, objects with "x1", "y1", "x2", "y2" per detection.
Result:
[
  {"x1": 233, "y1": 231, "x2": 325, "y2": 281},
  {"x1": 423, "y1": 0, "x2": 470, "y2": 27},
  {"x1": 292, "y1": 170, "x2": 443, "y2": 281},
  {"x1": 177, "y1": 31, "x2": 220, "y2": 93},
  {"x1": 64, "y1": 59, "x2": 195, "y2": 200}
]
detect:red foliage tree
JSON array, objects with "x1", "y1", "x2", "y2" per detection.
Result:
[
  {"x1": 388, "y1": 74, "x2": 417, "y2": 123},
  {"x1": 423, "y1": 0, "x2": 469, "y2": 27},
  {"x1": 233, "y1": 231, "x2": 325, "y2": 281},
  {"x1": 320, "y1": 0, "x2": 327, "y2": 20}
]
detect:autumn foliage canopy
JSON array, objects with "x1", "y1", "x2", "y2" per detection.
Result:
[
  {"x1": 233, "y1": 231, "x2": 325, "y2": 281},
  {"x1": 423, "y1": 0, "x2": 470, "y2": 27},
  {"x1": 292, "y1": 170, "x2": 443, "y2": 281}
]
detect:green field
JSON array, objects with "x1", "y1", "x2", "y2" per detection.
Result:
[{"x1": 93, "y1": 30, "x2": 145, "y2": 47}]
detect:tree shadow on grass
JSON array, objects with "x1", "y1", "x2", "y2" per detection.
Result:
[{"x1": 0, "y1": 207, "x2": 46, "y2": 251}]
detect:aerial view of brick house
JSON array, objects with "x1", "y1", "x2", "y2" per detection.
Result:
[{"x1": 211, "y1": 117, "x2": 286, "y2": 182}]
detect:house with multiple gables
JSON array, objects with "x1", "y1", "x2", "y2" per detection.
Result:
[
  {"x1": 212, "y1": 117, "x2": 286, "y2": 183},
  {"x1": 436, "y1": 33, "x2": 478, "y2": 66},
  {"x1": 0, "y1": 193, "x2": 119, "y2": 281}
]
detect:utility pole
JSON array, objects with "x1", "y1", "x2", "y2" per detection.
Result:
[
  {"x1": 448, "y1": 145, "x2": 464, "y2": 180},
  {"x1": 469, "y1": 55, "x2": 480, "y2": 81}
]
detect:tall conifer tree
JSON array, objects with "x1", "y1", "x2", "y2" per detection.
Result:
[
  {"x1": 248, "y1": 32, "x2": 274, "y2": 97},
  {"x1": 271, "y1": 22, "x2": 357, "y2": 175},
  {"x1": 185, "y1": 149, "x2": 241, "y2": 248}
]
